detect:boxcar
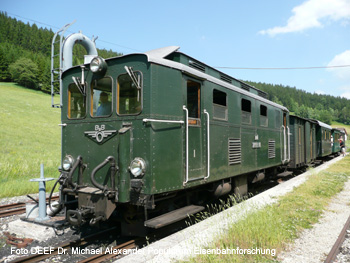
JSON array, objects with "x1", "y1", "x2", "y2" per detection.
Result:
[
  {"x1": 331, "y1": 128, "x2": 347, "y2": 155},
  {"x1": 289, "y1": 115, "x2": 306, "y2": 168},
  {"x1": 55, "y1": 32, "x2": 292, "y2": 233},
  {"x1": 289, "y1": 116, "x2": 317, "y2": 168}
]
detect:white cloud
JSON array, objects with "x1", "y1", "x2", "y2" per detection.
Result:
[
  {"x1": 341, "y1": 92, "x2": 350, "y2": 99},
  {"x1": 315, "y1": 90, "x2": 326, "y2": 95},
  {"x1": 259, "y1": 0, "x2": 350, "y2": 36},
  {"x1": 327, "y1": 50, "x2": 350, "y2": 80}
]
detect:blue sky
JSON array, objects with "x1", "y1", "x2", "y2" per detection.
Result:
[{"x1": 1, "y1": 0, "x2": 350, "y2": 99}]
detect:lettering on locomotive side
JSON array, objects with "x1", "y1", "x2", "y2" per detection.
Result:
[{"x1": 252, "y1": 142, "x2": 261, "y2": 149}]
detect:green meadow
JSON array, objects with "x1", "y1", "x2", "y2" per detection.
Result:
[{"x1": 0, "y1": 82, "x2": 61, "y2": 198}]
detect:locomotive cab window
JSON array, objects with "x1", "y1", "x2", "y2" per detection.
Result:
[
  {"x1": 117, "y1": 72, "x2": 142, "y2": 115},
  {"x1": 241, "y1": 98, "x2": 251, "y2": 124},
  {"x1": 91, "y1": 77, "x2": 113, "y2": 117},
  {"x1": 213, "y1": 89, "x2": 227, "y2": 121},
  {"x1": 68, "y1": 83, "x2": 86, "y2": 119},
  {"x1": 187, "y1": 80, "x2": 201, "y2": 125},
  {"x1": 260, "y1": 105, "x2": 268, "y2": 127}
]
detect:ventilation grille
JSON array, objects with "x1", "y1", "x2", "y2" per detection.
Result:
[
  {"x1": 220, "y1": 74, "x2": 232, "y2": 84},
  {"x1": 240, "y1": 83, "x2": 250, "y2": 92},
  {"x1": 189, "y1": 60, "x2": 205, "y2": 72},
  {"x1": 229, "y1": 138, "x2": 241, "y2": 165},
  {"x1": 258, "y1": 90, "x2": 268, "y2": 99},
  {"x1": 268, "y1": 140, "x2": 276, "y2": 159}
]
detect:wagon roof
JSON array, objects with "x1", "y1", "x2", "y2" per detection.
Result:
[{"x1": 315, "y1": 120, "x2": 332, "y2": 130}]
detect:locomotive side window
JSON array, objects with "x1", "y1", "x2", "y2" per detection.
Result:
[
  {"x1": 213, "y1": 89, "x2": 227, "y2": 121},
  {"x1": 187, "y1": 80, "x2": 201, "y2": 125},
  {"x1": 241, "y1": 98, "x2": 251, "y2": 124},
  {"x1": 117, "y1": 72, "x2": 142, "y2": 115},
  {"x1": 91, "y1": 77, "x2": 113, "y2": 117},
  {"x1": 68, "y1": 83, "x2": 86, "y2": 119},
  {"x1": 260, "y1": 105, "x2": 268, "y2": 127}
]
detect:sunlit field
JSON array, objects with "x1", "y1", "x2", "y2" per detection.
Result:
[{"x1": 0, "y1": 82, "x2": 61, "y2": 198}]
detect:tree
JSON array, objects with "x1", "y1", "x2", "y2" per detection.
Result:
[
  {"x1": 9, "y1": 57, "x2": 39, "y2": 89},
  {"x1": 0, "y1": 46, "x2": 11, "y2": 81}
]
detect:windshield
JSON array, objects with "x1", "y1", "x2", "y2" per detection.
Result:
[
  {"x1": 68, "y1": 83, "x2": 86, "y2": 119},
  {"x1": 117, "y1": 72, "x2": 142, "y2": 115},
  {"x1": 91, "y1": 77, "x2": 113, "y2": 117}
]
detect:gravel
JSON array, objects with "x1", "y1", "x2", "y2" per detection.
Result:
[
  {"x1": 335, "y1": 230, "x2": 350, "y2": 263},
  {"x1": 278, "y1": 169, "x2": 350, "y2": 263}
]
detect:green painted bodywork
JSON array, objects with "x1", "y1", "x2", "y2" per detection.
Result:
[
  {"x1": 289, "y1": 116, "x2": 317, "y2": 168},
  {"x1": 60, "y1": 51, "x2": 289, "y2": 205},
  {"x1": 331, "y1": 129, "x2": 342, "y2": 154},
  {"x1": 316, "y1": 125, "x2": 332, "y2": 157}
]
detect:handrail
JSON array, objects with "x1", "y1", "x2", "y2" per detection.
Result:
[
  {"x1": 51, "y1": 20, "x2": 76, "y2": 108},
  {"x1": 287, "y1": 126, "x2": 291, "y2": 162},
  {"x1": 90, "y1": 156, "x2": 117, "y2": 195},
  {"x1": 281, "y1": 126, "x2": 287, "y2": 164},
  {"x1": 183, "y1": 106, "x2": 189, "y2": 186},
  {"x1": 204, "y1": 109, "x2": 210, "y2": 180},
  {"x1": 143, "y1": 118, "x2": 184, "y2": 124}
]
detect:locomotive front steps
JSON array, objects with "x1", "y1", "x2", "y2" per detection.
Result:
[
  {"x1": 277, "y1": 171, "x2": 293, "y2": 177},
  {"x1": 144, "y1": 205, "x2": 204, "y2": 229}
]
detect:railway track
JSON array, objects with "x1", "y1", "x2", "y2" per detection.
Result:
[
  {"x1": 78, "y1": 239, "x2": 138, "y2": 263},
  {"x1": 324, "y1": 214, "x2": 350, "y2": 263},
  {"x1": 0, "y1": 196, "x2": 59, "y2": 218},
  {"x1": 9, "y1": 227, "x2": 124, "y2": 263}
]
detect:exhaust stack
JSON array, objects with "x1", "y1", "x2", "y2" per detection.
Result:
[{"x1": 62, "y1": 32, "x2": 98, "y2": 71}]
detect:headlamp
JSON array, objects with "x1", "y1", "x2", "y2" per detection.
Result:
[
  {"x1": 130, "y1": 158, "x2": 146, "y2": 177},
  {"x1": 62, "y1": 155, "x2": 74, "y2": 171},
  {"x1": 90, "y1": 56, "x2": 107, "y2": 75}
]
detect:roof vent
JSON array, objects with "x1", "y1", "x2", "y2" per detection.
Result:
[
  {"x1": 258, "y1": 90, "x2": 268, "y2": 99},
  {"x1": 189, "y1": 60, "x2": 206, "y2": 73},
  {"x1": 240, "y1": 83, "x2": 250, "y2": 92},
  {"x1": 220, "y1": 74, "x2": 232, "y2": 84}
]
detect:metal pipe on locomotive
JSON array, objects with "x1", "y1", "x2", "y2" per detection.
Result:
[{"x1": 50, "y1": 26, "x2": 343, "y2": 235}]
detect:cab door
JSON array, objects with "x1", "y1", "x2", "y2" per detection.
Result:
[{"x1": 185, "y1": 79, "x2": 204, "y2": 182}]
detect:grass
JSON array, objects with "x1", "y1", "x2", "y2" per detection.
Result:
[
  {"x1": 182, "y1": 156, "x2": 350, "y2": 263},
  {"x1": 331, "y1": 120, "x2": 350, "y2": 135},
  {"x1": 0, "y1": 82, "x2": 61, "y2": 198}
]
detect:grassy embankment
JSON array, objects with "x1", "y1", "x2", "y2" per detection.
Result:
[
  {"x1": 0, "y1": 82, "x2": 60, "y2": 198},
  {"x1": 183, "y1": 156, "x2": 350, "y2": 263}
]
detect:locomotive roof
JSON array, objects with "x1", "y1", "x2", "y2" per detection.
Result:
[
  {"x1": 64, "y1": 46, "x2": 288, "y2": 112},
  {"x1": 143, "y1": 46, "x2": 288, "y2": 112}
]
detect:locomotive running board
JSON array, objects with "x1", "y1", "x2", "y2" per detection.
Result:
[
  {"x1": 277, "y1": 171, "x2": 293, "y2": 177},
  {"x1": 144, "y1": 205, "x2": 204, "y2": 229}
]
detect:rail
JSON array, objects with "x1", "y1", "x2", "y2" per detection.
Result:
[{"x1": 0, "y1": 196, "x2": 59, "y2": 218}]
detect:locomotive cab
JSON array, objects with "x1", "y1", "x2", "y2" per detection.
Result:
[{"x1": 56, "y1": 33, "x2": 149, "y2": 227}]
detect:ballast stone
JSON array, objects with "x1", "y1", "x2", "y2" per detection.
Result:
[{"x1": 7, "y1": 219, "x2": 56, "y2": 241}]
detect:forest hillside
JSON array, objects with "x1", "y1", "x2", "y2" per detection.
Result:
[{"x1": 0, "y1": 12, "x2": 349, "y2": 124}]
